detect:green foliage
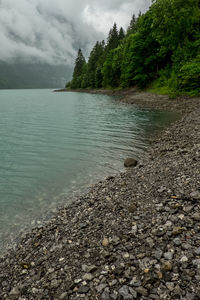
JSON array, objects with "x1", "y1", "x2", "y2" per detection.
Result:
[
  {"x1": 87, "y1": 41, "x2": 105, "y2": 88},
  {"x1": 65, "y1": 81, "x2": 71, "y2": 89},
  {"x1": 102, "y1": 46, "x2": 122, "y2": 88},
  {"x1": 178, "y1": 56, "x2": 200, "y2": 95},
  {"x1": 106, "y1": 23, "x2": 120, "y2": 52},
  {"x1": 67, "y1": 0, "x2": 200, "y2": 95}
]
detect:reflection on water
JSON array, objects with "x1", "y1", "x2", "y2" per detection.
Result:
[{"x1": 0, "y1": 89, "x2": 179, "y2": 250}]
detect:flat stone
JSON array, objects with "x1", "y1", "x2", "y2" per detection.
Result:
[
  {"x1": 60, "y1": 292, "x2": 68, "y2": 299},
  {"x1": 183, "y1": 206, "x2": 194, "y2": 213},
  {"x1": 82, "y1": 264, "x2": 97, "y2": 273},
  {"x1": 190, "y1": 191, "x2": 200, "y2": 200},
  {"x1": 135, "y1": 287, "x2": 148, "y2": 296},
  {"x1": 192, "y1": 213, "x2": 200, "y2": 221},
  {"x1": 96, "y1": 284, "x2": 107, "y2": 293},
  {"x1": 172, "y1": 227, "x2": 184, "y2": 235},
  {"x1": 9, "y1": 287, "x2": 20, "y2": 297},
  {"x1": 101, "y1": 292, "x2": 111, "y2": 300},
  {"x1": 82, "y1": 273, "x2": 93, "y2": 281},
  {"x1": 78, "y1": 286, "x2": 89, "y2": 294}
]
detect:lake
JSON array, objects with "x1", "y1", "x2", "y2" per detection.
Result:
[{"x1": 0, "y1": 89, "x2": 178, "y2": 250}]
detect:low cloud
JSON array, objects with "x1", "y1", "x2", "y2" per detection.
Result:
[{"x1": 0, "y1": 0, "x2": 151, "y2": 66}]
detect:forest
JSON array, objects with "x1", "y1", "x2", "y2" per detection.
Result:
[{"x1": 66, "y1": 0, "x2": 200, "y2": 96}]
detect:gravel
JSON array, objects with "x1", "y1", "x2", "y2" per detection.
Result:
[{"x1": 0, "y1": 92, "x2": 200, "y2": 299}]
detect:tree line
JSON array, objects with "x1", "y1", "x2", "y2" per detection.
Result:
[{"x1": 66, "y1": 0, "x2": 200, "y2": 96}]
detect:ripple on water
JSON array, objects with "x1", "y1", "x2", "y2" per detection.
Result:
[{"x1": 0, "y1": 89, "x2": 179, "y2": 251}]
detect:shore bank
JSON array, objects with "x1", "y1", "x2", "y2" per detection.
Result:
[{"x1": 0, "y1": 92, "x2": 200, "y2": 299}]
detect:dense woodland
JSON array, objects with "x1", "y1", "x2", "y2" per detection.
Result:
[{"x1": 66, "y1": 0, "x2": 200, "y2": 96}]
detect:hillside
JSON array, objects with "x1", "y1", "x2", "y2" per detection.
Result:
[{"x1": 67, "y1": 0, "x2": 200, "y2": 97}]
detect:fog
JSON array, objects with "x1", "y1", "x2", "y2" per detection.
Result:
[{"x1": 0, "y1": 0, "x2": 151, "y2": 66}]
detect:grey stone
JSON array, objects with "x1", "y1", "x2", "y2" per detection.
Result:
[
  {"x1": 173, "y1": 238, "x2": 181, "y2": 246},
  {"x1": 135, "y1": 287, "x2": 148, "y2": 296},
  {"x1": 78, "y1": 286, "x2": 89, "y2": 294},
  {"x1": 119, "y1": 285, "x2": 130, "y2": 297},
  {"x1": 101, "y1": 292, "x2": 111, "y2": 300},
  {"x1": 9, "y1": 287, "x2": 20, "y2": 297},
  {"x1": 153, "y1": 249, "x2": 163, "y2": 260},
  {"x1": 96, "y1": 284, "x2": 107, "y2": 293},
  {"x1": 195, "y1": 247, "x2": 200, "y2": 255},
  {"x1": 129, "y1": 277, "x2": 141, "y2": 287},
  {"x1": 192, "y1": 213, "x2": 200, "y2": 221},
  {"x1": 124, "y1": 158, "x2": 138, "y2": 168},
  {"x1": 60, "y1": 292, "x2": 68, "y2": 299},
  {"x1": 129, "y1": 287, "x2": 137, "y2": 298},
  {"x1": 164, "y1": 251, "x2": 174, "y2": 260},
  {"x1": 82, "y1": 273, "x2": 93, "y2": 281},
  {"x1": 82, "y1": 264, "x2": 97, "y2": 273},
  {"x1": 190, "y1": 191, "x2": 200, "y2": 200}
]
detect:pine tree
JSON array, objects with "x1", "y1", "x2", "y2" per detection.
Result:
[
  {"x1": 72, "y1": 49, "x2": 85, "y2": 80},
  {"x1": 127, "y1": 14, "x2": 137, "y2": 34},
  {"x1": 87, "y1": 42, "x2": 105, "y2": 87},
  {"x1": 71, "y1": 48, "x2": 86, "y2": 88},
  {"x1": 106, "y1": 23, "x2": 119, "y2": 51},
  {"x1": 118, "y1": 27, "x2": 125, "y2": 41}
]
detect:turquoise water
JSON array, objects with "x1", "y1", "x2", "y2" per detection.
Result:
[{"x1": 0, "y1": 89, "x2": 178, "y2": 249}]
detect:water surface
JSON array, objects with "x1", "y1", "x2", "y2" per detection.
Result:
[{"x1": 0, "y1": 89, "x2": 178, "y2": 250}]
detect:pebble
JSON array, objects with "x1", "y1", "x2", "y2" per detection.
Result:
[
  {"x1": 135, "y1": 286, "x2": 148, "y2": 296},
  {"x1": 102, "y1": 238, "x2": 109, "y2": 247},
  {"x1": 162, "y1": 261, "x2": 173, "y2": 271},
  {"x1": 194, "y1": 247, "x2": 200, "y2": 255},
  {"x1": 82, "y1": 273, "x2": 93, "y2": 281},
  {"x1": 180, "y1": 256, "x2": 188, "y2": 263},
  {"x1": 164, "y1": 251, "x2": 174, "y2": 260},
  {"x1": 119, "y1": 285, "x2": 130, "y2": 297}
]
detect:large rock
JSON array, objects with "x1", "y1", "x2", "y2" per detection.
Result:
[{"x1": 124, "y1": 158, "x2": 138, "y2": 168}]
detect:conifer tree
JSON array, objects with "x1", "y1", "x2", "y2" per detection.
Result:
[
  {"x1": 127, "y1": 14, "x2": 137, "y2": 34},
  {"x1": 87, "y1": 42, "x2": 105, "y2": 87},
  {"x1": 118, "y1": 27, "x2": 125, "y2": 41},
  {"x1": 106, "y1": 23, "x2": 119, "y2": 51},
  {"x1": 71, "y1": 48, "x2": 86, "y2": 88}
]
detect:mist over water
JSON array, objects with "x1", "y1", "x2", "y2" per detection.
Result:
[{"x1": 0, "y1": 90, "x2": 178, "y2": 250}]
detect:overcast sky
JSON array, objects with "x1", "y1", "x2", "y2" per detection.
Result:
[{"x1": 0, "y1": 0, "x2": 152, "y2": 66}]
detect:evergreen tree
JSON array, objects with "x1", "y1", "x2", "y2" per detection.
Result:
[
  {"x1": 71, "y1": 48, "x2": 86, "y2": 88},
  {"x1": 118, "y1": 27, "x2": 125, "y2": 41},
  {"x1": 127, "y1": 14, "x2": 137, "y2": 34},
  {"x1": 67, "y1": 0, "x2": 200, "y2": 95},
  {"x1": 106, "y1": 23, "x2": 119, "y2": 51},
  {"x1": 87, "y1": 41, "x2": 105, "y2": 88}
]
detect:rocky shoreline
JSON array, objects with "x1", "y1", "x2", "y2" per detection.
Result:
[{"x1": 0, "y1": 92, "x2": 200, "y2": 299}]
